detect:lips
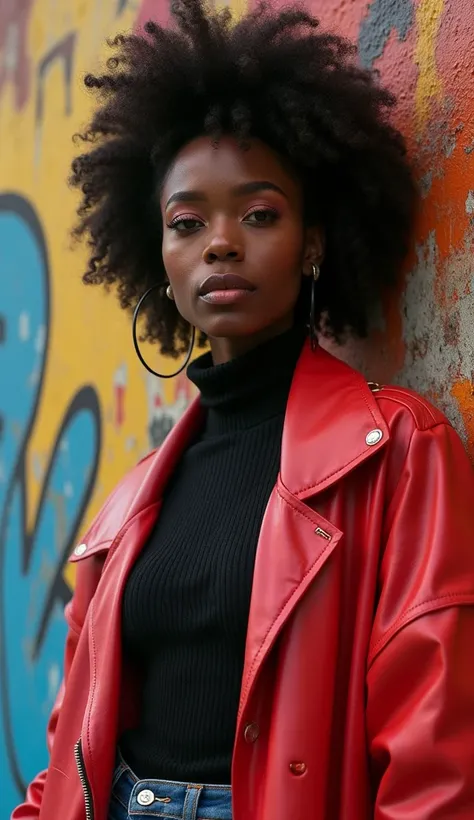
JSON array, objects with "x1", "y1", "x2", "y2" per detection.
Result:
[{"x1": 199, "y1": 273, "x2": 256, "y2": 296}]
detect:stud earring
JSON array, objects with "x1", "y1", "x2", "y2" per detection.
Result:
[{"x1": 166, "y1": 284, "x2": 174, "y2": 300}]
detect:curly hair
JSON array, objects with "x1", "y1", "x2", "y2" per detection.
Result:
[{"x1": 70, "y1": 0, "x2": 417, "y2": 356}]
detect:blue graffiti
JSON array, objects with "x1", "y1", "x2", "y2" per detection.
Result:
[
  {"x1": 0, "y1": 194, "x2": 101, "y2": 817},
  {"x1": 358, "y1": 0, "x2": 414, "y2": 68}
]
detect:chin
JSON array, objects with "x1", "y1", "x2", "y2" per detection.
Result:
[{"x1": 200, "y1": 317, "x2": 265, "y2": 340}]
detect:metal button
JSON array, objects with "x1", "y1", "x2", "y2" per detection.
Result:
[
  {"x1": 74, "y1": 543, "x2": 87, "y2": 556},
  {"x1": 244, "y1": 722, "x2": 260, "y2": 743},
  {"x1": 136, "y1": 789, "x2": 155, "y2": 806},
  {"x1": 366, "y1": 429, "x2": 383, "y2": 446},
  {"x1": 289, "y1": 761, "x2": 307, "y2": 776}
]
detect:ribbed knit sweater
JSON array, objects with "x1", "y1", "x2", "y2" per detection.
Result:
[{"x1": 120, "y1": 326, "x2": 305, "y2": 783}]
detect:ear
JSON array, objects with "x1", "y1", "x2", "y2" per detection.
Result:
[{"x1": 302, "y1": 226, "x2": 325, "y2": 277}]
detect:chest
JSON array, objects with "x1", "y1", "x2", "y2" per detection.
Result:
[{"x1": 122, "y1": 429, "x2": 282, "y2": 648}]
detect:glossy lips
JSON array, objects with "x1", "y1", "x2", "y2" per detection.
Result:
[{"x1": 199, "y1": 273, "x2": 256, "y2": 305}]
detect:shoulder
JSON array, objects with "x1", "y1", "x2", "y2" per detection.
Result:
[
  {"x1": 371, "y1": 383, "x2": 472, "y2": 502},
  {"x1": 373, "y1": 383, "x2": 449, "y2": 433},
  {"x1": 70, "y1": 448, "x2": 159, "y2": 563}
]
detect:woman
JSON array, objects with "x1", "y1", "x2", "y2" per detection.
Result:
[{"x1": 14, "y1": 1, "x2": 474, "y2": 819}]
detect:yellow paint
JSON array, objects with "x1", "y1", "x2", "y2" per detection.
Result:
[
  {"x1": 0, "y1": 1, "x2": 145, "y2": 545},
  {"x1": 214, "y1": 0, "x2": 248, "y2": 20},
  {"x1": 414, "y1": 0, "x2": 445, "y2": 132}
]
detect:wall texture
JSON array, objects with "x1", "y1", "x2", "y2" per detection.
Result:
[{"x1": 0, "y1": 0, "x2": 472, "y2": 814}]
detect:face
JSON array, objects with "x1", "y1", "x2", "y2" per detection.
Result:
[{"x1": 160, "y1": 135, "x2": 322, "y2": 362}]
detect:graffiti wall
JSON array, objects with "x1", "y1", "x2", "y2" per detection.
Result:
[
  {"x1": 303, "y1": 0, "x2": 474, "y2": 452},
  {"x1": 0, "y1": 1, "x2": 197, "y2": 814},
  {"x1": 0, "y1": 0, "x2": 472, "y2": 814}
]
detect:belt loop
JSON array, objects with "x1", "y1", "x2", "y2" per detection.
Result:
[{"x1": 183, "y1": 784, "x2": 202, "y2": 820}]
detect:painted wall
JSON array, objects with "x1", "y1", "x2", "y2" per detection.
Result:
[{"x1": 0, "y1": 0, "x2": 472, "y2": 814}]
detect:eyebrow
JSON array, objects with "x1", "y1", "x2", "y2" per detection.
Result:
[
  {"x1": 165, "y1": 180, "x2": 288, "y2": 208},
  {"x1": 232, "y1": 181, "x2": 288, "y2": 199}
]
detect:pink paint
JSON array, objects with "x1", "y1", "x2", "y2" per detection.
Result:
[
  {"x1": 113, "y1": 364, "x2": 128, "y2": 428},
  {"x1": 0, "y1": 0, "x2": 35, "y2": 110}
]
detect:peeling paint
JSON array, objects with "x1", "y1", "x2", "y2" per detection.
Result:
[
  {"x1": 465, "y1": 190, "x2": 474, "y2": 214},
  {"x1": 396, "y1": 231, "x2": 473, "y2": 442}
]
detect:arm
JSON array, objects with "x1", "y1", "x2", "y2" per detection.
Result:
[{"x1": 367, "y1": 422, "x2": 474, "y2": 818}]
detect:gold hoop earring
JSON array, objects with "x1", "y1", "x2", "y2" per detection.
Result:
[{"x1": 166, "y1": 284, "x2": 174, "y2": 300}]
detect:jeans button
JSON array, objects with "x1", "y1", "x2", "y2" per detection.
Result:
[{"x1": 137, "y1": 789, "x2": 155, "y2": 806}]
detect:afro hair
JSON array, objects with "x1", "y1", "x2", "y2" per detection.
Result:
[{"x1": 70, "y1": 0, "x2": 417, "y2": 356}]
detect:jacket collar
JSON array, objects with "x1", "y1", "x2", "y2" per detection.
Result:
[
  {"x1": 281, "y1": 340, "x2": 389, "y2": 500},
  {"x1": 140, "y1": 339, "x2": 389, "y2": 508}
]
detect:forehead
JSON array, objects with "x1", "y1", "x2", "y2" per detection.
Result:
[{"x1": 161, "y1": 135, "x2": 301, "y2": 202}]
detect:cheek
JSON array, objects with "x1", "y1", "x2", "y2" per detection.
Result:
[
  {"x1": 161, "y1": 235, "x2": 191, "y2": 282},
  {"x1": 250, "y1": 226, "x2": 304, "y2": 280}
]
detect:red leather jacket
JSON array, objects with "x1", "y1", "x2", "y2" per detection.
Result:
[{"x1": 13, "y1": 343, "x2": 474, "y2": 820}]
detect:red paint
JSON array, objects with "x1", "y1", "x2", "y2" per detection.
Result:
[
  {"x1": 135, "y1": 0, "x2": 169, "y2": 31},
  {"x1": 114, "y1": 384, "x2": 126, "y2": 427}
]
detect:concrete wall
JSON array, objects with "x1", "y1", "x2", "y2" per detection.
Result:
[
  {"x1": 305, "y1": 0, "x2": 473, "y2": 454},
  {"x1": 0, "y1": 0, "x2": 472, "y2": 814}
]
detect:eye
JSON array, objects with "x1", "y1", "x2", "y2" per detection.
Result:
[
  {"x1": 167, "y1": 216, "x2": 203, "y2": 233},
  {"x1": 243, "y1": 207, "x2": 279, "y2": 226}
]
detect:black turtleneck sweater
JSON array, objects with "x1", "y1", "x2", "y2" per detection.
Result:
[{"x1": 120, "y1": 326, "x2": 305, "y2": 783}]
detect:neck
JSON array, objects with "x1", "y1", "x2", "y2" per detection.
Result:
[
  {"x1": 187, "y1": 324, "x2": 306, "y2": 436},
  {"x1": 208, "y1": 315, "x2": 294, "y2": 365}
]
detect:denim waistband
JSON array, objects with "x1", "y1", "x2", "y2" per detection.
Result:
[{"x1": 110, "y1": 750, "x2": 232, "y2": 820}]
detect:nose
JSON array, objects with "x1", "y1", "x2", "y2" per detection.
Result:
[{"x1": 202, "y1": 231, "x2": 244, "y2": 264}]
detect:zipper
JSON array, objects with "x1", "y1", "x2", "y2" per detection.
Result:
[{"x1": 74, "y1": 739, "x2": 94, "y2": 820}]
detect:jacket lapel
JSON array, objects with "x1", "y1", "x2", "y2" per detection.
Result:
[
  {"x1": 239, "y1": 342, "x2": 389, "y2": 717},
  {"x1": 71, "y1": 397, "x2": 205, "y2": 561},
  {"x1": 125, "y1": 397, "x2": 204, "y2": 519},
  {"x1": 238, "y1": 479, "x2": 343, "y2": 720}
]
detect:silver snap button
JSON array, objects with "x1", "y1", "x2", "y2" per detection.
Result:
[
  {"x1": 244, "y1": 722, "x2": 260, "y2": 743},
  {"x1": 366, "y1": 429, "x2": 383, "y2": 446},
  {"x1": 74, "y1": 543, "x2": 87, "y2": 556},
  {"x1": 137, "y1": 789, "x2": 155, "y2": 806}
]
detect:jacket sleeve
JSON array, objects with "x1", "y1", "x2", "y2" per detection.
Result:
[
  {"x1": 10, "y1": 538, "x2": 109, "y2": 819},
  {"x1": 10, "y1": 601, "x2": 82, "y2": 819},
  {"x1": 10, "y1": 448, "x2": 156, "y2": 819},
  {"x1": 366, "y1": 421, "x2": 474, "y2": 818}
]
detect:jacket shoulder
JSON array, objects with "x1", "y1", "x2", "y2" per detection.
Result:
[
  {"x1": 374, "y1": 384, "x2": 449, "y2": 433},
  {"x1": 69, "y1": 448, "x2": 158, "y2": 562}
]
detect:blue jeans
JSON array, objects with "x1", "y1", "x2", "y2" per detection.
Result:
[{"x1": 108, "y1": 751, "x2": 232, "y2": 820}]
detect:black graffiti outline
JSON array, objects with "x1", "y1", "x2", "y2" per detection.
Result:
[
  {"x1": 0, "y1": 193, "x2": 101, "y2": 796},
  {"x1": 35, "y1": 32, "x2": 76, "y2": 125}
]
